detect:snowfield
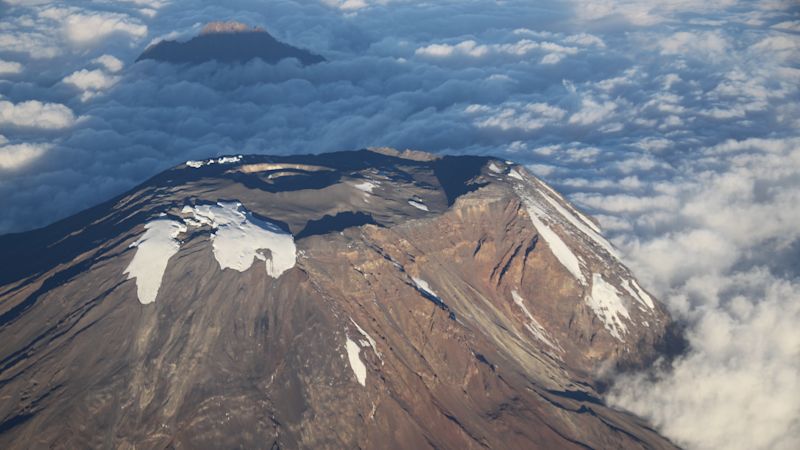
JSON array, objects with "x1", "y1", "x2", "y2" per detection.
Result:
[{"x1": 126, "y1": 201, "x2": 296, "y2": 304}]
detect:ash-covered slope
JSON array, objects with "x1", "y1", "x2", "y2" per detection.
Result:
[
  {"x1": 0, "y1": 148, "x2": 676, "y2": 449},
  {"x1": 137, "y1": 21, "x2": 324, "y2": 66}
]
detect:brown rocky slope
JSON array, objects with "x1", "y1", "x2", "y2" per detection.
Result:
[{"x1": 0, "y1": 148, "x2": 677, "y2": 449}]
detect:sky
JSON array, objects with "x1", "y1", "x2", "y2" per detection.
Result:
[{"x1": 0, "y1": 0, "x2": 799, "y2": 448}]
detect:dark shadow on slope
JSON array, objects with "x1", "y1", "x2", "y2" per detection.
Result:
[
  {"x1": 546, "y1": 390, "x2": 604, "y2": 406},
  {"x1": 432, "y1": 156, "x2": 489, "y2": 205},
  {"x1": 411, "y1": 283, "x2": 456, "y2": 320},
  {"x1": 0, "y1": 413, "x2": 34, "y2": 434},
  {"x1": 296, "y1": 212, "x2": 378, "y2": 240},
  {"x1": 227, "y1": 170, "x2": 343, "y2": 193}
]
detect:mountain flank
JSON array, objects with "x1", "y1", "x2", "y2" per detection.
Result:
[{"x1": 0, "y1": 148, "x2": 677, "y2": 449}]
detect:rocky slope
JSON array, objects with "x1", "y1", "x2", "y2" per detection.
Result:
[
  {"x1": 137, "y1": 21, "x2": 324, "y2": 65},
  {"x1": 0, "y1": 148, "x2": 676, "y2": 449}
]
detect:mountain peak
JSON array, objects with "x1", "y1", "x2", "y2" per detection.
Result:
[
  {"x1": 137, "y1": 23, "x2": 324, "y2": 66},
  {"x1": 0, "y1": 149, "x2": 677, "y2": 449}
]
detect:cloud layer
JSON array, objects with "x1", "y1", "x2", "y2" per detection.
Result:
[{"x1": 0, "y1": 1, "x2": 798, "y2": 448}]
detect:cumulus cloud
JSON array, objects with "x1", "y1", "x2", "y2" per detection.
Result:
[
  {"x1": 93, "y1": 54, "x2": 124, "y2": 73},
  {"x1": 0, "y1": 60, "x2": 23, "y2": 75},
  {"x1": 0, "y1": 142, "x2": 51, "y2": 171},
  {"x1": 63, "y1": 69, "x2": 120, "y2": 101},
  {"x1": 569, "y1": 97, "x2": 619, "y2": 126},
  {"x1": 0, "y1": 100, "x2": 76, "y2": 129},
  {"x1": 39, "y1": 6, "x2": 148, "y2": 45},
  {"x1": 415, "y1": 37, "x2": 581, "y2": 64},
  {"x1": 0, "y1": 1, "x2": 798, "y2": 448},
  {"x1": 466, "y1": 102, "x2": 566, "y2": 131},
  {"x1": 610, "y1": 270, "x2": 800, "y2": 450},
  {"x1": 63, "y1": 70, "x2": 119, "y2": 91},
  {"x1": 660, "y1": 31, "x2": 729, "y2": 60}
]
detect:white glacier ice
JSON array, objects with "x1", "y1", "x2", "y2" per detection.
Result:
[
  {"x1": 346, "y1": 337, "x2": 367, "y2": 386},
  {"x1": 519, "y1": 195, "x2": 586, "y2": 284},
  {"x1": 353, "y1": 180, "x2": 378, "y2": 193},
  {"x1": 587, "y1": 273, "x2": 631, "y2": 341},
  {"x1": 408, "y1": 199, "x2": 429, "y2": 211},
  {"x1": 185, "y1": 155, "x2": 242, "y2": 169},
  {"x1": 182, "y1": 202, "x2": 296, "y2": 277},
  {"x1": 124, "y1": 219, "x2": 187, "y2": 304}
]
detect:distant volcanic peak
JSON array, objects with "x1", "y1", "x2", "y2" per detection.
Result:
[
  {"x1": 200, "y1": 21, "x2": 264, "y2": 35},
  {"x1": 136, "y1": 23, "x2": 325, "y2": 65}
]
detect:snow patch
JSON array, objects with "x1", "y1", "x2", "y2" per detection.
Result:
[
  {"x1": 630, "y1": 279, "x2": 655, "y2": 309},
  {"x1": 353, "y1": 180, "x2": 378, "y2": 193},
  {"x1": 124, "y1": 219, "x2": 186, "y2": 304},
  {"x1": 346, "y1": 337, "x2": 367, "y2": 386},
  {"x1": 519, "y1": 194, "x2": 586, "y2": 284},
  {"x1": 537, "y1": 181, "x2": 619, "y2": 259},
  {"x1": 408, "y1": 199, "x2": 429, "y2": 211},
  {"x1": 587, "y1": 273, "x2": 630, "y2": 341},
  {"x1": 488, "y1": 162, "x2": 505, "y2": 173},
  {"x1": 412, "y1": 277, "x2": 439, "y2": 299},
  {"x1": 185, "y1": 155, "x2": 242, "y2": 169},
  {"x1": 351, "y1": 318, "x2": 381, "y2": 359},
  {"x1": 537, "y1": 180, "x2": 601, "y2": 235},
  {"x1": 508, "y1": 169, "x2": 525, "y2": 181},
  {"x1": 511, "y1": 290, "x2": 561, "y2": 352},
  {"x1": 182, "y1": 202, "x2": 296, "y2": 277},
  {"x1": 619, "y1": 277, "x2": 655, "y2": 310}
]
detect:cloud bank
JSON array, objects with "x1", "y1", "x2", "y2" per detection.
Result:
[{"x1": 0, "y1": 1, "x2": 798, "y2": 448}]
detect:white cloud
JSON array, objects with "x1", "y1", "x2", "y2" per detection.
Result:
[
  {"x1": 660, "y1": 31, "x2": 729, "y2": 60},
  {"x1": 0, "y1": 31, "x2": 60, "y2": 58},
  {"x1": 416, "y1": 40, "x2": 490, "y2": 58},
  {"x1": 93, "y1": 54, "x2": 124, "y2": 73},
  {"x1": 39, "y1": 7, "x2": 147, "y2": 45},
  {"x1": 569, "y1": 97, "x2": 618, "y2": 125},
  {"x1": 751, "y1": 35, "x2": 800, "y2": 62},
  {"x1": 563, "y1": 33, "x2": 606, "y2": 48},
  {"x1": 415, "y1": 38, "x2": 577, "y2": 60},
  {"x1": 610, "y1": 269, "x2": 800, "y2": 450},
  {"x1": 0, "y1": 142, "x2": 51, "y2": 170},
  {"x1": 0, "y1": 60, "x2": 23, "y2": 75},
  {"x1": 466, "y1": 102, "x2": 566, "y2": 131},
  {"x1": 0, "y1": 100, "x2": 76, "y2": 129},
  {"x1": 321, "y1": 0, "x2": 382, "y2": 11},
  {"x1": 63, "y1": 69, "x2": 119, "y2": 91},
  {"x1": 572, "y1": 0, "x2": 745, "y2": 26},
  {"x1": 63, "y1": 69, "x2": 120, "y2": 100}
]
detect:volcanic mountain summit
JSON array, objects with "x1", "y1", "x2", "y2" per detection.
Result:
[
  {"x1": 136, "y1": 21, "x2": 325, "y2": 66},
  {"x1": 0, "y1": 148, "x2": 676, "y2": 449}
]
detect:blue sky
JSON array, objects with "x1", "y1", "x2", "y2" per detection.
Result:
[{"x1": 0, "y1": 1, "x2": 798, "y2": 448}]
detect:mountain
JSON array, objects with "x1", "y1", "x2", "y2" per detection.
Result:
[
  {"x1": 137, "y1": 21, "x2": 325, "y2": 66},
  {"x1": 0, "y1": 148, "x2": 677, "y2": 449}
]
